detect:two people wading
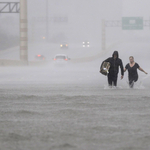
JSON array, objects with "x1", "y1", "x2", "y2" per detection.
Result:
[{"x1": 100, "y1": 51, "x2": 148, "y2": 88}]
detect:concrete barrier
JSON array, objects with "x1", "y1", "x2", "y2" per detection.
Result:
[
  {"x1": 0, "y1": 41, "x2": 121, "y2": 66},
  {"x1": 0, "y1": 59, "x2": 48, "y2": 67}
]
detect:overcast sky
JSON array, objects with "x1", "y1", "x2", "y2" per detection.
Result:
[
  {"x1": 123, "y1": 0, "x2": 150, "y2": 19},
  {"x1": 1, "y1": 0, "x2": 150, "y2": 18},
  {"x1": 0, "y1": 0, "x2": 150, "y2": 19},
  {"x1": 1, "y1": 0, "x2": 150, "y2": 41}
]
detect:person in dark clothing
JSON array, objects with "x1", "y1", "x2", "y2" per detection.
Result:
[
  {"x1": 100, "y1": 51, "x2": 124, "y2": 87},
  {"x1": 124, "y1": 56, "x2": 148, "y2": 88}
]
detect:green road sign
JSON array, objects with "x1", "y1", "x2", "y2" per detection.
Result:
[{"x1": 122, "y1": 17, "x2": 143, "y2": 30}]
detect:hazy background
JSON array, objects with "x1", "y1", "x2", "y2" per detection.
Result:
[
  {"x1": 0, "y1": 0, "x2": 149, "y2": 84},
  {"x1": 0, "y1": 0, "x2": 150, "y2": 48},
  {"x1": 0, "y1": 0, "x2": 150, "y2": 85}
]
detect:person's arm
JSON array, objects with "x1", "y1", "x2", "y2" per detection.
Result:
[
  {"x1": 124, "y1": 64, "x2": 128, "y2": 72},
  {"x1": 120, "y1": 60, "x2": 124, "y2": 79},
  {"x1": 138, "y1": 67, "x2": 148, "y2": 74}
]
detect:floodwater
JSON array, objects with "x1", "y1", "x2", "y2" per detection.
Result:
[{"x1": 0, "y1": 42, "x2": 150, "y2": 150}]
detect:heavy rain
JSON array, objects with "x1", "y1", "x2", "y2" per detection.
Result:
[{"x1": 0, "y1": 0, "x2": 150, "y2": 150}]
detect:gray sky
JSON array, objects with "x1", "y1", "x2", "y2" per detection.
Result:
[
  {"x1": 1, "y1": 0, "x2": 150, "y2": 18},
  {"x1": 123, "y1": 0, "x2": 150, "y2": 19},
  {"x1": 1, "y1": 0, "x2": 150, "y2": 42}
]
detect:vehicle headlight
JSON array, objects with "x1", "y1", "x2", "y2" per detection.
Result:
[
  {"x1": 83, "y1": 42, "x2": 85, "y2": 44},
  {"x1": 60, "y1": 45, "x2": 63, "y2": 47},
  {"x1": 83, "y1": 45, "x2": 85, "y2": 47}
]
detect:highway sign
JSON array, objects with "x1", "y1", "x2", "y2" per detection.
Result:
[{"x1": 122, "y1": 17, "x2": 143, "y2": 30}]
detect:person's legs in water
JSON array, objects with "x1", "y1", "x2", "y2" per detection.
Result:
[
  {"x1": 108, "y1": 74, "x2": 118, "y2": 87},
  {"x1": 129, "y1": 76, "x2": 138, "y2": 88},
  {"x1": 113, "y1": 75, "x2": 118, "y2": 87},
  {"x1": 108, "y1": 74, "x2": 113, "y2": 87},
  {"x1": 110, "y1": 74, "x2": 118, "y2": 87},
  {"x1": 129, "y1": 79, "x2": 134, "y2": 88}
]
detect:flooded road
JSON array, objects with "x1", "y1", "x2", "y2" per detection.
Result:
[{"x1": 0, "y1": 63, "x2": 150, "y2": 150}]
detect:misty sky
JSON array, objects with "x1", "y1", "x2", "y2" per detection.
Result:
[
  {"x1": 1, "y1": 0, "x2": 150, "y2": 42},
  {"x1": 1, "y1": 0, "x2": 150, "y2": 18},
  {"x1": 123, "y1": 0, "x2": 150, "y2": 18}
]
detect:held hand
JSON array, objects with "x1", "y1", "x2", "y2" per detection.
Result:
[{"x1": 121, "y1": 75, "x2": 123, "y2": 80}]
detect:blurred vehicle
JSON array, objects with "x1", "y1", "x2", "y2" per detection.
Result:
[
  {"x1": 35, "y1": 55, "x2": 45, "y2": 60},
  {"x1": 54, "y1": 54, "x2": 70, "y2": 61},
  {"x1": 83, "y1": 41, "x2": 90, "y2": 47},
  {"x1": 60, "y1": 42, "x2": 68, "y2": 49},
  {"x1": 53, "y1": 54, "x2": 70, "y2": 65}
]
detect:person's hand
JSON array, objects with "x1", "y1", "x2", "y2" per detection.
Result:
[
  {"x1": 121, "y1": 75, "x2": 124, "y2": 79},
  {"x1": 145, "y1": 72, "x2": 148, "y2": 75},
  {"x1": 99, "y1": 70, "x2": 102, "y2": 73}
]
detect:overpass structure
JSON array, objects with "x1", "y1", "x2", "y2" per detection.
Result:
[
  {"x1": 0, "y1": 2, "x2": 20, "y2": 13},
  {"x1": 0, "y1": 1, "x2": 28, "y2": 64}
]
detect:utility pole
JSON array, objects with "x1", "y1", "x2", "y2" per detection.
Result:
[
  {"x1": 149, "y1": 17, "x2": 150, "y2": 30},
  {"x1": 20, "y1": 0, "x2": 28, "y2": 63},
  {"x1": 31, "y1": 20, "x2": 35, "y2": 43},
  {"x1": 46, "y1": 0, "x2": 49, "y2": 42},
  {"x1": 102, "y1": 19, "x2": 106, "y2": 51}
]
